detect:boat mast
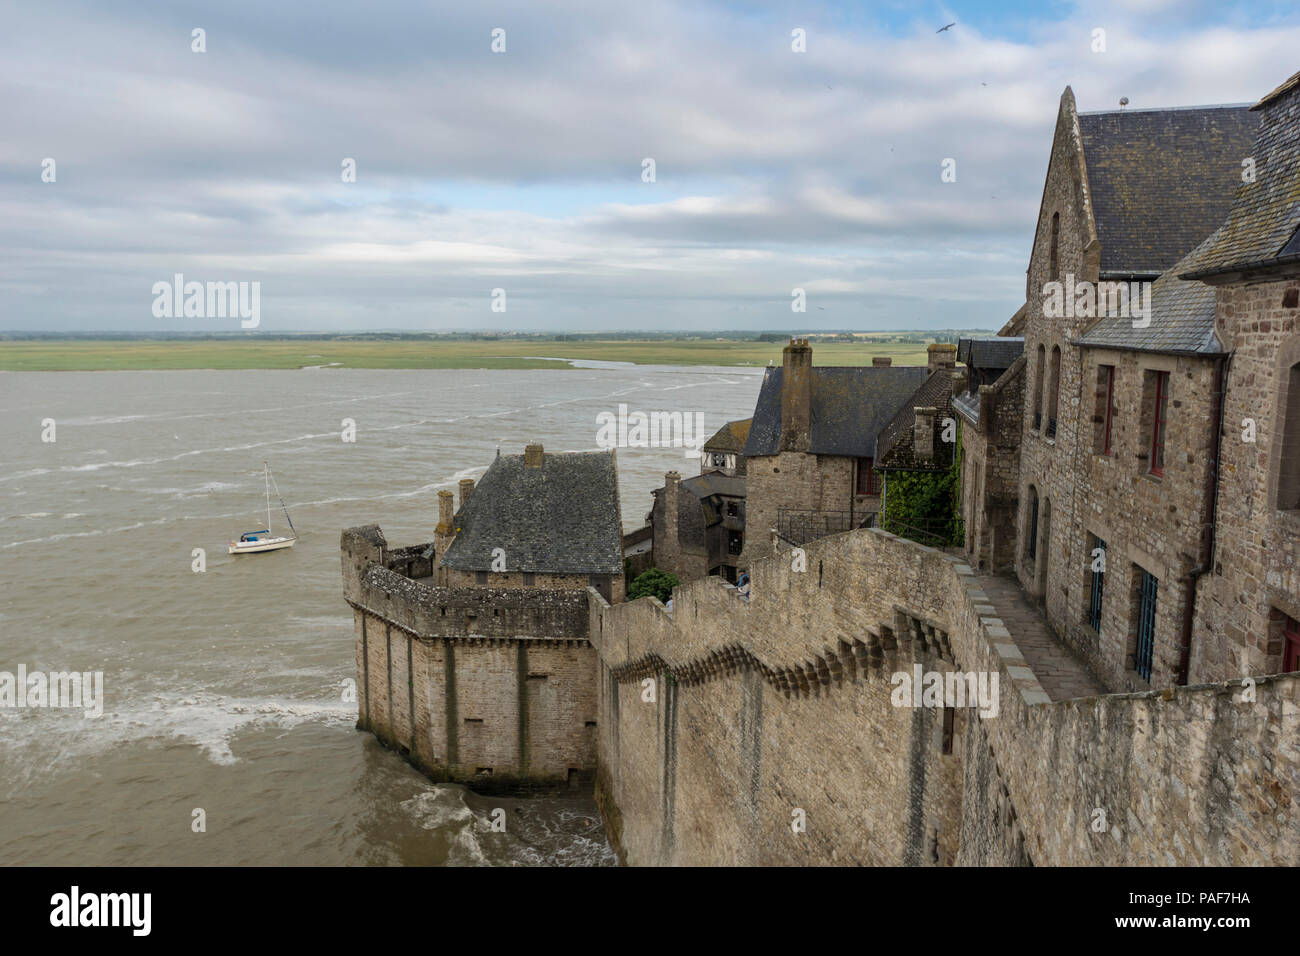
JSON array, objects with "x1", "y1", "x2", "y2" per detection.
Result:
[{"x1": 265, "y1": 461, "x2": 272, "y2": 533}]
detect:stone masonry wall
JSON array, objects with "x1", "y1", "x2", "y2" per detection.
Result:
[
  {"x1": 592, "y1": 525, "x2": 1300, "y2": 865},
  {"x1": 741, "y1": 451, "x2": 856, "y2": 565},
  {"x1": 343, "y1": 528, "x2": 598, "y2": 790},
  {"x1": 1199, "y1": 276, "x2": 1300, "y2": 678}
]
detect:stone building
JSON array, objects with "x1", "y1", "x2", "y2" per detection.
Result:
[
  {"x1": 435, "y1": 443, "x2": 626, "y2": 605},
  {"x1": 647, "y1": 469, "x2": 746, "y2": 584},
  {"x1": 1177, "y1": 70, "x2": 1300, "y2": 680},
  {"x1": 699, "y1": 418, "x2": 750, "y2": 477},
  {"x1": 739, "y1": 339, "x2": 954, "y2": 558},
  {"x1": 345, "y1": 72, "x2": 1300, "y2": 864},
  {"x1": 958, "y1": 80, "x2": 1298, "y2": 692},
  {"x1": 342, "y1": 524, "x2": 598, "y2": 790}
]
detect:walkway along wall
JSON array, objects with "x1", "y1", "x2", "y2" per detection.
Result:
[{"x1": 588, "y1": 526, "x2": 1299, "y2": 865}]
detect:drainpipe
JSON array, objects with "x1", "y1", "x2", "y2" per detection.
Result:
[{"x1": 1178, "y1": 352, "x2": 1229, "y2": 685}]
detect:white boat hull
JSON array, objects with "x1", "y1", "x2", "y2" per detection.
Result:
[{"x1": 229, "y1": 536, "x2": 296, "y2": 554}]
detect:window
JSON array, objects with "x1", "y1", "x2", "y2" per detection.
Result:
[
  {"x1": 1088, "y1": 536, "x2": 1106, "y2": 633},
  {"x1": 1049, "y1": 212, "x2": 1060, "y2": 282},
  {"x1": 1278, "y1": 361, "x2": 1300, "y2": 509},
  {"x1": 475, "y1": 570, "x2": 488, "y2": 585},
  {"x1": 728, "y1": 529, "x2": 743, "y2": 555},
  {"x1": 1026, "y1": 486, "x2": 1039, "y2": 562},
  {"x1": 856, "y1": 457, "x2": 882, "y2": 495},
  {"x1": 1149, "y1": 371, "x2": 1170, "y2": 476},
  {"x1": 1046, "y1": 346, "x2": 1061, "y2": 438},
  {"x1": 1032, "y1": 345, "x2": 1045, "y2": 431},
  {"x1": 522, "y1": 572, "x2": 536, "y2": 586},
  {"x1": 1094, "y1": 365, "x2": 1116, "y2": 455},
  {"x1": 941, "y1": 706, "x2": 955, "y2": 755},
  {"x1": 1285, "y1": 614, "x2": 1300, "y2": 672},
  {"x1": 1135, "y1": 568, "x2": 1158, "y2": 681}
]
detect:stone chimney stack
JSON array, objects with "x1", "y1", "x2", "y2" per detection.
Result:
[
  {"x1": 914, "y1": 407, "x2": 937, "y2": 459},
  {"x1": 662, "y1": 471, "x2": 681, "y2": 570},
  {"x1": 927, "y1": 343, "x2": 957, "y2": 374},
  {"x1": 524, "y1": 443, "x2": 544, "y2": 469},
  {"x1": 977, "y1": 385, "x2": 995, "y2": 433},
  {"x1": 433, "y1": 490, "x2": 456, "y2": 583},
  {"x1": 872, "y1": 356, "x2": 892, "y2": 367},
  {"x1": 780, "y1": 338, "x2": 813, "y2": 452},
  {"x1": 437, "y1": 490, "x2": 454, "y2": 534},
  {"x1": 458, "y1": 478, "x2": 475, "y2": 512}
]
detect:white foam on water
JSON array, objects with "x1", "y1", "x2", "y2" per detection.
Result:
[{"x1": 0, "y1": 691, "x2": 357, "y2": 793}]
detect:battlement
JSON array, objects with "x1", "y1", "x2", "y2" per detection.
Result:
[
  {"x1": 591, "y1": 524, "x2": 1300, "y2": 866},
  {"x1": 343, "y1": 524, "x2": 597, "y2": 792}
]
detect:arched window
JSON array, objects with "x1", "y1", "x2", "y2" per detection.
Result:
[
  {"x1": 1032, "y1": 345, "x2": 1046, "y2": 431},
  {"x1": 1047, "y1": 346, "x2": 1062, "y2": 438},
  {"x1": 1049, "y1": 212, "x2": 1060, "y2": 282},
  {"x1": 1026, "y1": 486, "x2": 1039, "y2": 563},
  {"x1": 1279, "y1": 360, "x2": 1300, "y2": 509}
]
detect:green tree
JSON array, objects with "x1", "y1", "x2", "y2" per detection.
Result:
[{"x1": 628, "y1": 568, "x2": 680, "y2": 603}]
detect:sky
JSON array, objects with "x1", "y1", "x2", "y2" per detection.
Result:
[{"x1": 1, "y1": 0, "x2": 1296, "y2": 333}]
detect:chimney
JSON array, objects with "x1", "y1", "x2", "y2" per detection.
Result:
[
  {"x1": 436, "y1": 490, "x2": 454, "y2": 534},
  {"x1": 780, "y1": 338, "x2": 813, "y2": 452},
  {"x1": 913, "y1": 406, "x2": 937, "y2": 459},
  {"x1": 524, "y1": 443, "x2": 544, "y2": 469},
  {"x1": 927, "y1": 343, "x2": 957, "y2": 373},
  {"x1": 663, "y1": 471, "x2": 681, "y2": 562},
  {"x1": 433, "y1": 490, "x2": 456, "y2": 583},
  {"x1": 977, "y1": 385, "x2": 995, "y2": 433},
  {"x1": 458, "y1": 478, "x2": 475, "y2": 512},
  {"x1": 872, "y1": 356, "x2": 892, "y2": 367}
]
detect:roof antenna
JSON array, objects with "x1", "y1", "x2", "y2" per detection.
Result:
[{"x1": 1119, "y1": 96, "x2": 1129, "y2": 110}]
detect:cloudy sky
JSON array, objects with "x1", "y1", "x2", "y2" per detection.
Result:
[{"x1": 1, "y1": 0, "x2": 1296, "y2": 332}]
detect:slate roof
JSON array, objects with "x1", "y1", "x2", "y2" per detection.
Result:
[
  {"x1": 1077, "y1": 105, "x2": 1260, "y2": 277},
  {"x1": 681, "y1": 474, "x2": 746, "y2": 499},
  {"x1": 1077, "y1": 244, "x2": 1224, "y2": 355},
  {"x1": 1179, "y1": 71, "x2": 1300, "y2": 280},
  {"x1": 703, "y1": 419, "x2": 752, "y2": 454},
  {"x1": 876, "y1": 371, "x2": 957, "y2": 473},
  {"x1": 957, "y1": 337, "x2": 1025, "y2": 370},
  {"x1": 441, "y1": 449, "x2": 623, "y2": 574},
  {"x1": 743, "y1": 365, "x2": 930, "y2": 459}
]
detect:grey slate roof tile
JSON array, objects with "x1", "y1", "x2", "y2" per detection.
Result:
[
  {"x1": 957, "y1": 337, "x2": 1024, "y2": 369},
  {"x1": 743, "y1": 365, "x2": 929, "y2": 459},
  {"x1": 1180, "y1": 72, "x2": 1300, "y2": 279},
  {"x1": 441, "y1": 449, "x2": 623, "y2": 574},
  {"x1": 1078, "y1": 105, "x2": 1260, "y2": 277},
  {"x1": 876, "y1": 371, "x2": 957, "y2": 472},
  {"x1": 1077, "y1": 240, "x2": 1224, "y2": 355}
]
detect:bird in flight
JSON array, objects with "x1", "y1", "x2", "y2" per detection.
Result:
[{"x1": 937, "y1": 22, "x2": 956, "y2": 33}]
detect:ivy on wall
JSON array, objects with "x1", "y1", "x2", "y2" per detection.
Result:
[{"x1": 882, "y1": 422, "x2": 964, "y2": 547}]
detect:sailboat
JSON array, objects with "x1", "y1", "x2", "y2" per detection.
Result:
[{"x1": 229, "y1": 461, "x2": 298, "y2": 554}]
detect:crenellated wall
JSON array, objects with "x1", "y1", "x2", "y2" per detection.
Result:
[
  {"x1": 590, "y1": 526, "x2": 1300, "y2": 866},
  {"x1": 342, "y1": 527, "x2": 598, "y2": 792}
]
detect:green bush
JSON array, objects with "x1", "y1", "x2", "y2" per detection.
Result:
[
  {"x1": 628, "y1": 568, "x2": 680, "y2": 603},
  {"x1": 882, "y1": 423, "x2": 964, "y2": 547}
]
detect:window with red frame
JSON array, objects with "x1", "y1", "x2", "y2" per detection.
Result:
[
  {"x1": 856, "y1": 457, "x2": 881, "y2": 496},
  {"x1": 1149, "y1": 371, "x2": 1169, "y2": 476}
]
